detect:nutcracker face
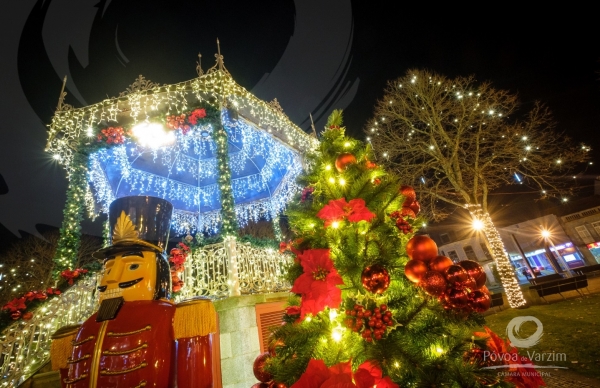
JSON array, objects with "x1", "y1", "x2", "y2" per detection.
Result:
[{"x1": 98, "y1": 249, "x2": 157, "y2": 302}]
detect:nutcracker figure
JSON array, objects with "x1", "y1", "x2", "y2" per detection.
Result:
[{"x1": 50, "y1": 196, "x2": 220, "y2": 388}]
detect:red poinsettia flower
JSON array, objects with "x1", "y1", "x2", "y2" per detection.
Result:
[
  {"x1": 291, "y1": 359, "x2": 398, "y2": 388},
  {"x1": 286, "y1": 306, "x2": 301, "y2": 316},
  {"x1": 3, "y1": 297, "x2": 27, "y2": 312},
  {"x1": 187, "y1": 108, "x2": 207, "y2": 125},
  {"x1": 291, "y1": 249, "x2": 343, "y2": 319},
  {"x1": 23, "y1": 291, "x2": 36, "y2": 302},
  {"x1": 169, "y1": 248, "x2": 186, "y2": 266},
  {"x1": 317, "y1": 198, "x2": 376, "y2": 227},
  {"x1": 292, "y1": 359, "x2": 331, "y2": 388},
  {"x1": 178, "y1": 242, "x2": 191, "y2": 252},
  {"x1": 46, "y1": 287, "x2": 61, "y2": 295},
  {"x1": 60, "y1": 269, "x2": 81, "y2": 285}
]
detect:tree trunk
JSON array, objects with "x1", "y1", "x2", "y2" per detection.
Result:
[{"x1": 467, "y1": 204, "x2": 527, "y2": 308}]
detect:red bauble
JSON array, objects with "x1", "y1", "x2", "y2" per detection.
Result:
[
  {"x1": 454, "y1": 276, "x2": 477, "y2": 292},
  {"x1": 268, "y1": 382, "x2": 288, "y2": 388},
  {"x1": 445, "y1": 265, "x2": 469, "y2": 285},
  {"x1": 400, "y1": 206, "x2": 416, "y2": 218},
  {"x1": 22, "y1": 312, "x2": 33, "y2": 320},
  {"x1": 429, "y1": 255, "x2": 454, "y2": 273},
  {"x1": 445, "y1": 287, "x2": 470, "y2": 308},
  {"x1": 361, "y1": 265, "x2": 390, "y2": 294},
  {"x1": 335, "y1": 153, "x2": 357, "y2": 172},
  {"x1": 10, "y1": 311, "x2": 21, "y2": 320},
  {"x1": 253, "y1": 352, "x2": 274, "y2": 383},
  {"x1": 405, "y1": 259, "x2": 428, "y2": 283},
  {"x1": 420, "y1": 271, "x2": 447, "y2": 296},
  {"x1": 480, "y1": 285, "x2": 490, "y2": 294},
  {"x1": 406, "y1": 235, "x2": 438, "y2": 262},
  {"x1": 409, "y1": 200, "x2": 421, "y2": 216},
  {"x1": 400, "y1": 185, "x2": 417, "y2": 204},
  {"x1": 458, "y1": 260, "x2": 487, "y2": 288},
  {"x1": 469, "y1": 290, "x2": 492, "y2": 313}
]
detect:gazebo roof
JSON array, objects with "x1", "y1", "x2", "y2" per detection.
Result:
[{"x1": 47, "y1": 59, "x2": 318, "y2": 233}]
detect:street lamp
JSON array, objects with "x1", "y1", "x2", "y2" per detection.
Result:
[{"x1": 541, "y1": 229, "x2": 573, "y2": 278}]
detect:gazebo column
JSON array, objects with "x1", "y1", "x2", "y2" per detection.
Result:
[
  {"x1": 214, "y1": 110, "x2": 238, "y2": 236},
  {"x1": 52, "y1": 152, "x2": 88, "y2": 278}
]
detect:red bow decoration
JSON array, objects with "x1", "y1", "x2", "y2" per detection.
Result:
[
  {"x1": 290, "y1": 249, "x2": 344, "y2": 319},
  {"x1": 291, "y1": 359, "x2": 398, "y2": 388},
  {"x1": 317, "y1": 198, "x2": 375, "y2": 227}
]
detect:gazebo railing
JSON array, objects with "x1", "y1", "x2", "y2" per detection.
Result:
[
  {"x1": 178, "y1": 237, "x2": 293, "y2": 299},
  {"x1": 0, "y1": 275, "x2": 100, "y2": 387},
  {"x1": 0, "y1": 239, "x2": 292, "y2": 387}
]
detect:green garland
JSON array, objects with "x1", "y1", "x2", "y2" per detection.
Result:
[
  {"x1": 52, "y1": 152, "x2": 88, "y2": 278},
  {"x1": 213, "y1": 113, "x2": 238, "y2": 235}
]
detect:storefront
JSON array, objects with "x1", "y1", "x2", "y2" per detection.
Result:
[
  {"x1": 509, "y1": 241, "x2": 586, "y2": 279},
  {"x1": 585, "y1": 242, "x2": 600, "y2": 264}
]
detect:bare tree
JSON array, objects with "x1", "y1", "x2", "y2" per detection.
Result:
[
  {"x1": 366, "y1": 69, "x2": 590, "y2": 308},
  {"x1": 0, "y1": 231, "x2": 101, "y2": 306}
]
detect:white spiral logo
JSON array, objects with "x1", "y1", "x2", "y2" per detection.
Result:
[{"x1": 506, "y1": 316, "x2": 543, "y2": 348}]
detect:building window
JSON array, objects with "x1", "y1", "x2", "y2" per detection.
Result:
[
  {"x1": 446, "y1": 250, "x2": 459, "y2": 263},
  {"x1": 480, "y1": 243, "x2": 493, "y2": 261},
  {"x1": 440, "y1": 233, "x2": 451, "y2": 244},
  {"x1": 591, "y1": 221, "x2": 600, "y2": 236},
  {"x1": 575, "y1": 225, "x2": 593, "y2": 244},
  {"x1": 463, "y1": 245, "x2": 478, "y2": 261}
]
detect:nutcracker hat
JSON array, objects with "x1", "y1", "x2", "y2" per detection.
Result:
[{"x1": 93, "y1": 196, "x2": 173, "y2": 259}]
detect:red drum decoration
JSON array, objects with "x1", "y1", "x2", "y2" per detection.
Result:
[
  {"x1": 469, "y1": 290, "x2": 492, "y2": 313},
  {"x1": 400, "y1": 185, "x2": 417, "y2": 204},
  {"x1": 429, "y1": 255, "x2": 454, "y2": 273},
  {"x1": 335, "y1": 153, "x2": 357, "y2": 172},
  {"x1": 420, "y1": 271, "x2": 447, "y2": 296},
  {"x1": 445, "y1": 287, "x2": 470, "y2": 308},
  {"x1": 445, "y1": 265, "x2": 469, "y2": 285},
  {"x1": 458, "y1": 260, "x2": 487, "y2": 288},
  {"x1": 406, "y1": 235, "x2": 438, "y2": 262},
  {"x1": 361, "y1": 264, "x2": 391, "y2": 294},
  {"x1": 253, "y1": 352, "x2": 274, "y2": 383},
  {"x1": 405, "y1": 259, "x2": 429, "y2": 283}
]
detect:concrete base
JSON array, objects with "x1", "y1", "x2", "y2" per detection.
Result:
[{"x1": 214, "y1": 292, "x2": 289, "y2": 388}]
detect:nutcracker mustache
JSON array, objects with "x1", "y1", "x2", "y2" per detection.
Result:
[{"x1": 97, "y1": 277, "x2": 144, "y2": 292}]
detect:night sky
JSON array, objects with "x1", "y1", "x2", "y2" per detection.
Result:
[{"x1": 1, "y1": 1, "x2": 599, "y2": 246}]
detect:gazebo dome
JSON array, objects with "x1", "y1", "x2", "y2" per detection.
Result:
[{"x1": 47, "y1": 53, "x2": 317, "y2": 234}]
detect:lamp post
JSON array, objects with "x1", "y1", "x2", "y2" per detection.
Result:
[{"x1": 541, "y1": 229, "x2": 573, "y2": 278}]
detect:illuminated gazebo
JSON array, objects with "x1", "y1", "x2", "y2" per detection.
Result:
[{"x1": 46, "y1": 47, "x2": 317, "y2": 272}]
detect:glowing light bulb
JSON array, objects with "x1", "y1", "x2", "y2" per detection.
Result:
[
  {"x1": 344, "y1": 142, "x2": 351, "y2": 147},
  {"x1": 131, "y1": 122, "x2": 174, "y2": 149},
  {"x1": 331, "y1": 221, "x2": 340, "y2": 229},
  {"x1": 339, "y1": 178, "x2": 346, "y2": 185},
  {"x1": 325, "y1": 165, "x2": 332, "y2": 171},
  {"x1": 329, "y1": 177, "x2": 335, "y2": 184},
  {"x1": 472, "y1": 219, "x2": 484, "y2": 230}
]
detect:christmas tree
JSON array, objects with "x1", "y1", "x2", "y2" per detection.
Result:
[{"x1": 256, "y1": 111, "x2": 544, "y2": 388}]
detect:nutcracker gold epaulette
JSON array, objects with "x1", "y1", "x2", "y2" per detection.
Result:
[
  {"x1": 174, "y1": 297, "x2": 218, "y2": 339},
  {"x1": 50, "y1": 324, "x2": 81, "y2": 371}
]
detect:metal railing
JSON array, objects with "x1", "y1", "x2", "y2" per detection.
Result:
[{"x1": 0, "y1": 239, "x2": 292, "y2": 386}]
